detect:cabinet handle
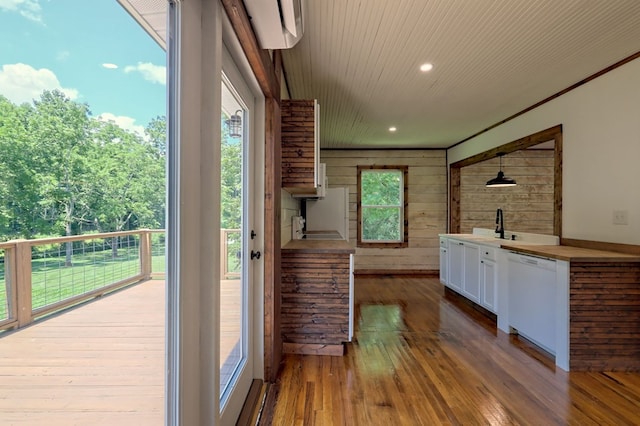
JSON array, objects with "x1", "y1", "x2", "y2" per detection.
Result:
[{"x1": 458, "y1": 242, "x2": 463, "y2": 245}]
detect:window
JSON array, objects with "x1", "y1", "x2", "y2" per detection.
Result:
[{"x1": 357, "y1": 165, "x2": 408, "y2": 247}]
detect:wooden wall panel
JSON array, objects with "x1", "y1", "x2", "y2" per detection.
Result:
[
  {"x1": 322, "y1": 150, "x2": 447, "y2": 271},
  {"x1": 281, "y1": 100, "x2": 316, "y2": 188},
  {"x1": 280, "y1": 252, "x2": 350, "y2": 354},
  {"x1": 569, "y1": 262, "x2": 640, "y2": 371},
  {"x1": 460, "y1": 150, "x2": 555, "y2": 235}
]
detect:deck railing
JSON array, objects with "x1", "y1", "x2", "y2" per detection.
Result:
[{"x1": 0, "y1": 229, "x2": 165, "y2": 332}]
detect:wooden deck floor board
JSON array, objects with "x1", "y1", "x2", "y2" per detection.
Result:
[
  {"x1": 0, "y1": 280, "x2": 165, "y2": 425},
  {"x1": 0, "y1": 278, "x2": 243, "y2": 424}
]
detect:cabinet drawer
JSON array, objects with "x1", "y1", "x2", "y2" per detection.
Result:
[{"x1": 480, "y1": 246, "x2": 496, "y2": 261}]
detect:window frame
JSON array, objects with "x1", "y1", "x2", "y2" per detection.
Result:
[{"x1": 357, "y1": 165, "x2": 409, "y2": 248}]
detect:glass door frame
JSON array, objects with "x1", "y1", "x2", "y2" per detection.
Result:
[{"x1": 166, "y1": 1, "x2": 265, "y2": 424}]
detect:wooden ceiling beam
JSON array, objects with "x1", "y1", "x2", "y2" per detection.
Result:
[{"x1": 221, "y1": 0, "x2": 280, "y2": 99}]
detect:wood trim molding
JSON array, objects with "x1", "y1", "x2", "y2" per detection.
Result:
[
  {"x1": 354, "y1": 269, "x2": 438, "y2": 278},
  {"x1": 561, "y1": 238, "x2": 640, "y2": 256},
  {"x1": 236, "y1": 379, "x2": 265, "y2": 426},
  {"x1": 449, "y1": 125, "x2": 563, "y2": 236},
  {"x1": 449, "y1": 50, "x2": 640, "y2": 149},
  {"x1": 221, "y1": 1, "x2": 283, "y2": 382},
  {"x1": 220, "y1": 0, "x2": 280, "y2": 99}
]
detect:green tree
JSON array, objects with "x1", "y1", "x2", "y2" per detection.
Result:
[
  {"x1": 88, "y1": 119, "x2": 165, "y2": 256},
  {"x1": 220, "y1": 115, "x2": 242, "y2": 230},
  {"x1": 0, "y1": 96, "x2": 41, "y2": 238},
  {"x1": 145, "y1": 115, "x2": 167, "y2": 157},
  {"x1": 361, "y1": 170, "x2": 403, "y2": 241},
  {"x1": 27, "y1": 90, "x2": 92, "y2": 265}
]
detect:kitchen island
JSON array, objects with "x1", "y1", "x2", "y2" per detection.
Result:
[
  {"x1": 281, "y1": 239, "x2": 355, "y2": 356},
  {"x1": 441, "y1": 232, "x2": 640, "y2": 371},
  {"x1": 502, "y1": 243, "x2": 640, "y2": 371}
]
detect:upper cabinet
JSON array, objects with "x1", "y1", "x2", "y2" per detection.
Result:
[{"x1": 281, "y1": 99, "x2": 324, "y2": 197}]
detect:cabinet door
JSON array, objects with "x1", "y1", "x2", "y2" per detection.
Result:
[
  {"x1": 281, "y1": 99, "x2": 318, "y2": 191},
  {"x1": 463, "y1": 244, "x2": 480, "y2": 302},
  {"x1": 480, "y1": 259, "x2": 497, "y2": 313},
  {"x1": 439, "y1": 247, "x2": 448, "y2": 285},
  {"x1": 448, "y1": 241, "x2": 464, "y2": 292}
]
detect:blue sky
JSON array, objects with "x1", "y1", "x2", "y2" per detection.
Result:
[{"x1": 0, "y1": 0, "x2": 166, "y2": 135}]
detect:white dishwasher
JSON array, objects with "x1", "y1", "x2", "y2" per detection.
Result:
[{"x1": 508, "y1": 252, "x2": 557, "y2": 354}]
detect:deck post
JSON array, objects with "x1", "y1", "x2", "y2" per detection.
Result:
[
  {"x1": 140, "y1": 230, "x2": 152, "y2": 280},
  {"x1": 12, "y1": 240, "x2": 33, "y2": 328}
]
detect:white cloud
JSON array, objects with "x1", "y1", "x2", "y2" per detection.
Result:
[
  {"x1": 0, "y1": 63, "x2": 79, "y2": 105},
  {"x1": 102, "y1": 63, "x2": 118, "y2": 69},
  {"x1": 0, "y1": 0, "x2": 43, "y2": 22},
  {"x1": 124, "y1": 62, "x2": 166, "y2": 85},
  {"x1": 97, "y1": 113, "x2": 146, "y2": 138}
]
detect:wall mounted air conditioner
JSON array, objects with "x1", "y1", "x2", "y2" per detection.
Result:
[{"x1": 244, "y1": 0, "x2": 305, "y2": 49}]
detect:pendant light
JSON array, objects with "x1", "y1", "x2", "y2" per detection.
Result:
[
  {"x1": 486, "y1": 153, "x2": 516, "y2": 187},
  {"x1": 226, "y1": 109, "x2": 243, "y2": 138}
]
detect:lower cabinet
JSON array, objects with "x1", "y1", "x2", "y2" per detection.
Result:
[
  {"x1": 440, "y1": 237, "x2": 498, "y2": 314},
  {"x1": 448, "y1": 240, "x2": 464, "y2": 292},
  {"x1": 280, "y1": 249, "x2": 353, "y2": 356},
  {"x1": 439, "y1": 246, "x2": 448, "y2": 285},
  {"x1": 462, "y1": 243, "x2": 480, "y2": 303},
  {"x1": 480, "y1": 258, "x2": 497, "y2": 312}
]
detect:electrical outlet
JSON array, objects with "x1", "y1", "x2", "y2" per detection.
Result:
[{"x1": 613, "y1": 210, "x2": 628, "y2": 225}]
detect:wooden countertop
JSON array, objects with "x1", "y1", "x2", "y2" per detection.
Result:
[
  {"x1": 282, "y1": 239, "x2": 355, "y2": 254},
  {"x1": 501, "y1": 244, "x2": 640, "y2": 262}
]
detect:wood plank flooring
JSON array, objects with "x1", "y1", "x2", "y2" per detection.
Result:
[{"x1": 266, "y1": 277, "x2": 640, "y2": 425}]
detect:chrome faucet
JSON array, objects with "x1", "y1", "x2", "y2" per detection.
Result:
[{"x1": 495, "y1": 208, "x2": 505, "y2": 239}]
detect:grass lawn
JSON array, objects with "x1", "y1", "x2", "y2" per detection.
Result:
[{"x1": 0, "y1": 244, "x2": 166, "y2": 322}]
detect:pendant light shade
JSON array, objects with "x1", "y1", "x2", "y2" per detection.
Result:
[
  {"x1": 226, "y1": 109, "x2": 243, "y2": 138},
  {"x1": 486, "y1": 153, "x2": 516, "y2": 187}
]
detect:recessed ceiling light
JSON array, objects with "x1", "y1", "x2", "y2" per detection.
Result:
[
  {"x1": 389, "y1": 127, "x2": 397, "y2": 132},
  {"x1": 419, "y1": 63, "x2": 433, "y2": 72}
]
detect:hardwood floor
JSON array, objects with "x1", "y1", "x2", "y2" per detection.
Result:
[{"x1": 265, "y1": 277, "x2": 640, "y2": 425}]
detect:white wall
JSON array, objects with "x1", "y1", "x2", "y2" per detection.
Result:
[
  {"x1": 448, "y1": 57, "x2": 640, "y2": 245},
  {"x1": 280, "y1": 189, "x2": 301, "y2": 245}
]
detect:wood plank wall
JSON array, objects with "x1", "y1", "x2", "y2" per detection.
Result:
[
  {"x1": 281, "y1": 100, "x2": 316, "y2": 188},
  {"x1": 460, "y1": 149, "x2": 555, "y2": 235},
  {"x1": 569, "y1": 262, "x2": 640, "y2": 371},
  {"x1": 321, "y1": 150, "x2": 447, "y2": 271},
  {"x1": 280, "y1": 251, "x2": 350, "y2": 355}
]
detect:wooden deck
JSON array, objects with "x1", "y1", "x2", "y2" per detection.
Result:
[{"x1": 0, "y1": 278, "x2": 242, "y2": 425}]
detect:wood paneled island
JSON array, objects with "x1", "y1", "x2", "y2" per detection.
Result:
[
  {"x1": 281, "y1": 239, "x2": 355, "y2": 356},
  {"x1": 502, "y1": 243, "x2": 640, "y2": 371}
]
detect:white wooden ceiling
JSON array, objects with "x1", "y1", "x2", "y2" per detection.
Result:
[
  {"x1": 117, "y1": 0, "x2": 640, "y2": 149},
  {"x1": 282, "y1": 0, "x2": 640, "y2": 149}
]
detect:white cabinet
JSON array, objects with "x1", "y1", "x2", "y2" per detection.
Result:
[
  {"x1": 480, "y1": 258, "x2": 497, "y2": 313},
  {"x1": 448, "y1": 240, "x2": 464, "y2": 293},
  {"x1": 439, "y1": 247, "x2": 448, "y2": 285},
  {"x1": 462, "y1": 243, "x2": 480, "y2": 303},
  {"x1": 444, "y1": 238, "x2": 479, "y2": 301},
  {"x1": 440, "y1": 236, "x2": 498, "y2": 313},
  {"x1": 439, "y1": 238, "x2": 449, "y2": 285}
]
